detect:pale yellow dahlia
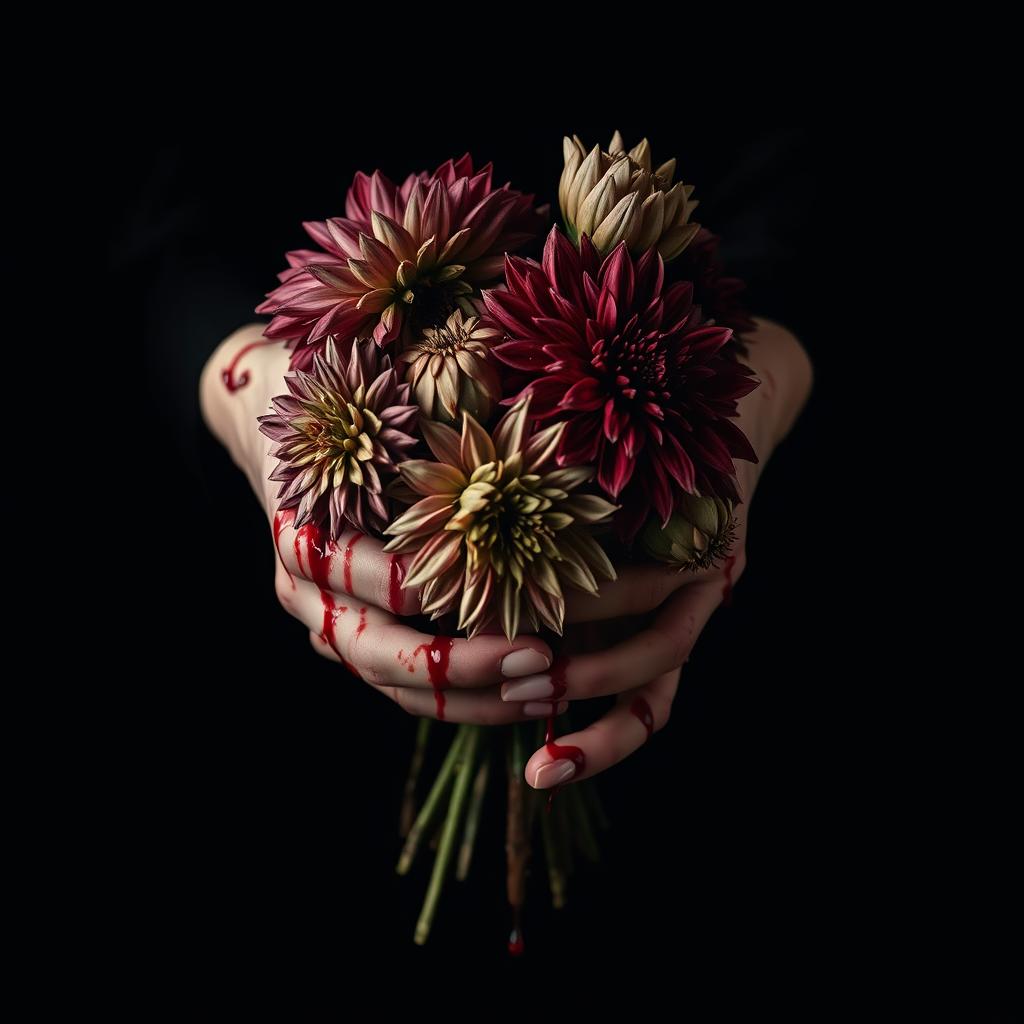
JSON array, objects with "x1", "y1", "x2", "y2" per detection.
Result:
[
  {"x1": 397, "y1": 307, "x2": 503, "y2": 424},
  {"x1": 382, "y1": 399, "x2": 617, "y2": 641},
  {"x1": 558, "y1": 131, "x2": 700, "y2": 260}
]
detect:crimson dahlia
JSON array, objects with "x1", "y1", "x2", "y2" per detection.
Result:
[
  {"x1": 257, "y1": 155, "x2": 545, "y2": 370},
  {"x1": 485, "y1": 227, "x2": 759, "y2": 541}
]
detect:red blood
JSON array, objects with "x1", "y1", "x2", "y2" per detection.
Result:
[
  {"x1": 342, "y1": 533, "x2": 363, "y2": 594},
  {"x1": 387, "y1": 555, "x2": 407, "y2": 613},
  {"x1": 356, "y1": 607, "x2": 367, "y2": 638},
  {"x1": 543, "y1": 660, "x2": 585, "y2": 811},
  {"x1": 548, "y1": 657, "x2": 569, "y2": 701},
  {"x1": 411, "y1": 637, "x2": 453, "y2": 720},
  {"x1": 507, "y1": 907, "x2": 525, "y2": 957},
  {"x1": 221, "y1": 338, "x2": 279, "y2": 392},
  {"x1": 272, "y1": 509, "x2": 296, "y2": 589},
  {"x1": 630, "y1": 695, "x2": 655, "y2": 739},
  {"x1": 722, "y1": 555, "x2": 737, "y2": 606},
  {"x1": 293, "y1": 523, "x2": 334, "y2": 589},
  {"x1": 319, "y1": 589, "x2": 348, "y2": 658}
]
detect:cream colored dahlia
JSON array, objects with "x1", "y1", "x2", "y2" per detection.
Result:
[
  {"x1": 558, "y1": 130, "x2": 700, "y2": 260},
  {"x1": 382, "y1": 399, "x2": 617, "y2": 641},
  {"x1": 397, "y1": 307, "x2": 503, "y2": 424}
]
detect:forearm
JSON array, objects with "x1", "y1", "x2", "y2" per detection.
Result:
[
  {"x1": 199, "y1": 323, "x2": 288, "y2": 503},
  {"x1": 739, "y1": 317, "x2": 814, "y2": 469}
]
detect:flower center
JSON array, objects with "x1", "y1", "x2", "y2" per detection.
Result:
[
  {"x1": 461, "y1": 465, "x2": 557, "y2": 578},
  {"x1": 594, "y1": 330, "x2": 672, "y2": 405}
]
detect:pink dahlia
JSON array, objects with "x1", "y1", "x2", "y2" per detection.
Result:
[
  {"x1": 257, "y1": 155, "x2": 546, "y2": 370},
  {"x1": 257, "y1": 337, "x2": 418, "y2": 538},
  {"x1": 485, "y1": 227, "x2": 760, "y2": 541}
]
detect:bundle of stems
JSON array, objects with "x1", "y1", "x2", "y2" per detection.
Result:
[{"x1": 396, "y1": 713, "x2": 610, "y2": 947}]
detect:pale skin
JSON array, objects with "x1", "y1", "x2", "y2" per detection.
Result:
[{"x1": 200, "y1": 318, "x2": 812, "y2": 790}]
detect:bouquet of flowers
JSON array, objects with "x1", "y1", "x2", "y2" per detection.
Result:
[{"x1": 253, "y1": 133, "x2": 758, "y2": 950}]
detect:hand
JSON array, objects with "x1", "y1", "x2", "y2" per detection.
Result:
[
  {"x1": 199, "y1": 327, "x2": 561, "y2": 724},
  {"x1": 500, "y1": 318, "x2": 814, "y2": 789}
]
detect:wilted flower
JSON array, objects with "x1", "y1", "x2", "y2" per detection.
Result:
[
  {"x1": 398, "y1": 307, "x2": 503, "y2": 424},
  {"x1": 382, "y1": 399, "x2": 617, "y2": 641},
  {"x1": 258, "y1": 337, "x2": 419, "y2": 538},
  {"x1": 641, "y1": 495, "x2": 736, "y2": 571},
  {"x1": 487, "y1": 227, "x2": 759, "y2": 542},
  {"x1": 559, "y1": 131, "x2": 699, "y2": 260},
  {"x1": 257, "y1": 155, "x2": 546, "y2": 370}
]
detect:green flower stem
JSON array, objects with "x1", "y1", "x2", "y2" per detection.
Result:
[
  {"x1": 456, "y1": 751, "x2": 491, "y2": 881},
  {"x1": 400, "y1": 717, "x2": 433, "y2": 837},
  {"x1": 505, "y1": 725, "x2": 532, "y2": 915},
  {"x1": 580, "y1": 776, "x2": 610, "y2": 831},
  {"x1": 541, "y1": 799, "x2": 568, "y2": 909},
  {"x1": 553, "y1": 793, "x2": 574, "y2": 880},
  {"x1": 396, "y1": 725, "x2": 466, "y2": 876},
  {"x1": 414, "y1": 725, "x2": 482, "y2": 945},
  {"x1": 566, "y1": 782, "x2": 601, "y2": 863}
]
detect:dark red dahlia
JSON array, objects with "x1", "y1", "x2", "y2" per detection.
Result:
[
  {"x1": 674, "y1": 227, "x2": 757, "y2": 346},
  {"x1": 256, "y1": 154, "x2": 546, "y2": 370},
  {"x1": 485, "y1": 227, "x2": 759, "y2": 541}
]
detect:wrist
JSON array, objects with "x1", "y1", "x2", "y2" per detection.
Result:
[
  {"x1": 743, "y1": 317, "x2": 813, "y2": 455},
  {"x1": 199, "y1": 323, "x2": 285, "y2": 484}
]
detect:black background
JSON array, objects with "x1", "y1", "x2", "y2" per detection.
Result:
[{"x1": 101, "y1": 77, "x2": 988, "y2": 992}]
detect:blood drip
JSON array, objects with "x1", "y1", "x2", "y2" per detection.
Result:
[
  {"x1": 356, "y1": 608, "x2": 367, "y2": 638},
  {"x1": 221, "y1": 338, "x2": 279, "y2": 392},
  {"x1": 543, "y1": 659, "x2": 584, "y2": 811},
  {"x1": 272, "y1": 509, "x2": 296, "y2": 589},
  {"x1": 722, "y1": 555, "x2": 737, "y2": 606},
  {"x1": 630, "y1": 695, "x2": 655, "y2": 739},
  {"x1": 293, "y1": 523, "x2": 334, "y2": 589},
  {"x1": 387, "y1": 555, "x2": 407, "y2": 613},
  {"x1": 411, "y1": 637, "x2": 453, "y2": 719},
  {"x1": 342, "y1": 533, "x2": 363, "y2": 594},
  {"x1": 319, "y1": 590, "x2": 348, "y2": 659},
  {"x1": 507, "y1": 906, "x2": 525, "y2": 957}
]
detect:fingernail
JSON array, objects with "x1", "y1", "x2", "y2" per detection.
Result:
[
  {"x1": 523, "y1": 699, "x2": 568, "y2": 718},
  {"x1": 533, "y1": 759, "x2": 577, "y2": 789},
  {"x1": 500, "y1": 649, "x2": 551, "y2": 677},
  {"x1": 502, "y1": 674, "x2": 552, "y2": 702}
]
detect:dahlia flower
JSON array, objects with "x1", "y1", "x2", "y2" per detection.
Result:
[
  {"x1": 256, "y1": 155, "x2": 545, "y2": 369},
  {"x1": 641, "y1": 495, "x2": 736, "y2": 571},
  {"x1": 559, "y1": 131, "x2": 699, "y2": 260},
  {"x1": 382, "y1": 399, "x2": 617, "y2": 641},
  {"x1": 486, "y1": 228, "x2": 759, "y2": 541},
  {"x1": 675, "y1": 227, "x2": 757, "y2": 343},
  {"x1": 258, "y1": 337, "x2": 418, "y2": 538},
  {"x1": 397, "y1": 306, "x2": 503, "y2": 424}
]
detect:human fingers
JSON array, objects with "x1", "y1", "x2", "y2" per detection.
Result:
[
  {"x1": 501, "y1": 575, "x2": 731, "y2": 704},
  {"x1": 523, "y1": 667, "x2": 681, "y2": 789},
  {"x1": 271, "y1": 513, "x2": 423, "y2": 616},
  {"x1": 277, "y1": 571, "x2": 553, "y2": 689}
]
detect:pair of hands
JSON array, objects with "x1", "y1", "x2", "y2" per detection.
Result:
[{"x1": 200, "y1": 319, "x2": 811, "y2": 790}]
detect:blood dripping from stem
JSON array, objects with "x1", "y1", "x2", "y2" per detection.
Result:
[
  {"x1": 387, "y1": 555, "x2": 407, "y2": 613},
  {"x1": 543, "y1": 658, "x2": 584, "y2": 811},
  {"x1": 272, "y1": 509, "x2": 296, "y2": 589},
  {"x1": 507, "y1": 906, "x2": 525, "y2": 957},
  {"x1": 630, "y1": 696, "x2": 654, "y2": 739},
  {"x1": 411, "y1": 637, "x2": 453, "y2": 719},
  {"x1": 221, "y1": 338, "x2": 279, "y2": 392},
  {"x1": 722, "y1": 555, "x2": 737, "y2": 606}
]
